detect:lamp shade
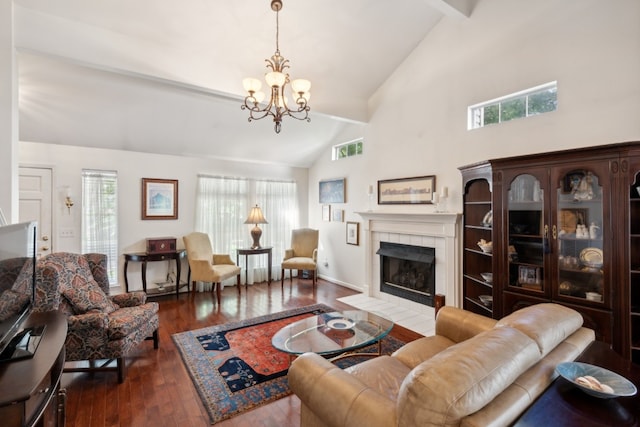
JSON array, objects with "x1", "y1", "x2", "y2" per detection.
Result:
[{"x1": 244, "y1": 205, "x2": 268, "y2": 225}]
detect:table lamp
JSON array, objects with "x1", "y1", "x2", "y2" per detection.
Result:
[{"x1": 244, "y1": 204, "x2": 268, "y2": 249}]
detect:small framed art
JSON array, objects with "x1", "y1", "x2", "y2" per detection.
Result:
[
  {"x1": 346, "y1": 222, "x2": 359, "y2": 245},
  {"x1": 322, "y1": 204, "x2": 331, "y2": 222},
  {"x1": 332, "y1": 208, "x2": 344, "y2": 222},
  {"x1": 142, "y1": 178, "x2": 178, "y2": 220}
]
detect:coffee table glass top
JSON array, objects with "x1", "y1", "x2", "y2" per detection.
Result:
[{"x1": 271, "y1": 310, "x2": 394, "y2": 356}]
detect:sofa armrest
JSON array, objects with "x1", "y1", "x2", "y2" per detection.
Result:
[
  {"x1": 68, "y1": 311, "x2": 109, "y2": 331},
  {"x1": 212, "y1": 254, "x2": 235, "y2": 265},
  {"x1": 112, "y1": 291, "x2": 146, "y2": 307},
  {"x1": 436, "y1": 306, "x2": 497, "y2": 343},
  {"x1": 289, "y1": 352, "x2": 397, "y2": 427}
]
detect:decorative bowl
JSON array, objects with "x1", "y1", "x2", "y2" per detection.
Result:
[
  {"x1": 556, "y1": 362, "x2": 637, "y2": 399},
  {"x1": 477, "y1": 240, "x2": 493, "y2": 254},
  {"x1": 480, "y1": 272, "x2": 493, "y2": 283},
  {"x1": 478, "y1": 295, "x2": 493, "y2": 306},
  {"x1": 326, "y1": 317, "x2": 355, "y2": 330}
]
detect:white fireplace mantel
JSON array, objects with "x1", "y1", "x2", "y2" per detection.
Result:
[{"x1": 356, "y1": 211, "x2": 462, "y2": 310}]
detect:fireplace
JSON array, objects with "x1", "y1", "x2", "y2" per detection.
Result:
[
  {"x1": 356, "y1": 211, "x2": 462, "y2": 311},
  {"x1": 377, "y1": 242, "x2": 435, "y2": 306}
]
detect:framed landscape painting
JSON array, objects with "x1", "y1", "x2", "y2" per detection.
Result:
[
  {"x1": 378, "y1": 175, "x2": 435, "y2": 205},
  {"x1": 142, "y1": 178, "x2": 178, "y2": 220},
  {"x1": 319, "y1": 178, "x2": 346, "y2": 203}
]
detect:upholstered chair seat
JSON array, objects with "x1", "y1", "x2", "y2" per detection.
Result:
[
  {"x1": 281, "y1": 228, "x2": 319, "y2": 287},
  {"x1": 183, "y1": 232, "x2": 241, "y2": 305},
  {"x1": 33, "y1": 252, "x2": 159, "y2": 383}
]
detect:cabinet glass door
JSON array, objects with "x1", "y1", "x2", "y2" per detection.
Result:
[
  {"x1": 555, "y1": 169, "x2": 604, "y2": 303},
  {"x1": 507, "y1": 174, "x2": 546, "y2": 294}
]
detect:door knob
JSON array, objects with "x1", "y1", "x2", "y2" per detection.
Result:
[
  {"x1": 42, "y1": 246, "x2": 49, "y2": 251},
  {"x1": 42, "y1": 235, "x2": 49, "y2": 241}
]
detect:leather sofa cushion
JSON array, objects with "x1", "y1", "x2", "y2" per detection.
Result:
[
  {"x1": 495, "y1": 303, "x2": 583, "y2": 356},
  {"x1": 392, "y1": 335, "x2": 456, "y2": 369},
  {"x1": 345, "y1": 355, "x2": 411, "y2": 401},
  {"x1": 397, "y1": 326, "x2": 540, "y2": 427}
]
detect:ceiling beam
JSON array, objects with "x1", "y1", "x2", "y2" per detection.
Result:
[{"x1": 422, "y1": 0, "x2": 475, "y2": 18}]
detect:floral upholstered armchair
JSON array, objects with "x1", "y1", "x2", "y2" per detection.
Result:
[{"x1": 34, "y1": 252, "x2": 159, "y2": 383}]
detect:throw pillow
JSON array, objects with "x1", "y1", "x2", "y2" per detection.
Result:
[{"x1": 61, "y1": 278, "x2": 119, "y2": 314}]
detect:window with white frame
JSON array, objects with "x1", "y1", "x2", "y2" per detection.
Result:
[
  {"x1": 81, "y1": 169, "x2": 118, "y2": 285},
  {"x1": 332, "y1": 139, "x2": 363, "y2": 160},
  {"x1": 468, "y1": 81, "x2": 557, "y2": 130},
  {"x1": 195, "y1": 176, "x2": 299, "y2": 285}
]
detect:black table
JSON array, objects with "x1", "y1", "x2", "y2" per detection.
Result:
[
  {"x1": 123, "y1": 250, "x2": 188, "y2": 298},
  {"x1": 514, "y1": 341, "x2": 640, "y2": 426},
  {"x1": 237, "y1": 247, "x2": 272, "y2": 286}
]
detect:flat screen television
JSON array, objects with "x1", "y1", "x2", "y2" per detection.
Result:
[{"x1": 0, "y1": 221, "x2": 43, "y2": 363}]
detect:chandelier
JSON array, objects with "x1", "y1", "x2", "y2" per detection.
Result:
[{"x1": 241, "y1": 0, "x2": 311, "y2": 134}]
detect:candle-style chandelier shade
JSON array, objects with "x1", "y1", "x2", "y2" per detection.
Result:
[{"x1": 241, "y1": 0, "x2": 311, "y2": 134}]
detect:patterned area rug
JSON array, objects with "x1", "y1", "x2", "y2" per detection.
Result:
[{"x1": 172, "y1": 304, "x2": 406, "y2": 424}]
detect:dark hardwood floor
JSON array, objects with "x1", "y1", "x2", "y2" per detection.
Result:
[{"x1": 61, "y1": 278, "x2": 422, "y2": 427}]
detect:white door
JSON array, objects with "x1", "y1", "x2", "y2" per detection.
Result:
[{"x1": 19, "y1": 167, "x2": 53, "y2": 257}]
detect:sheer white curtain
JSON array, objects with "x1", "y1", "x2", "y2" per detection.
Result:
[
  {"x1": 194, "y1": 176, "x2": 248, "y2": 291},
  {"x1": 81, "y1": 170, "x2": 118, "y2": 285},
  {"x1": 194, "y1": 175, "x2": 299, "y2": 287},
  {"x1": 251, "y1": 180, "x2": 299, "y2": 283}
]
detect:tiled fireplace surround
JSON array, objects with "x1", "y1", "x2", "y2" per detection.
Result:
[{"x1": 339, "y1": 211, "x2": 461, "y2": 336}]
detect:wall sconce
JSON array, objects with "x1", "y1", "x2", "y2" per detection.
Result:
[{"x1": 64, "y1": 187, "x2": 74, "y2": 214}]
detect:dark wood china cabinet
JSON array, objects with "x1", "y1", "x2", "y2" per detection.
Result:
[{"x1": 461, "y1": 141, "x2": 640, "y2": 362}]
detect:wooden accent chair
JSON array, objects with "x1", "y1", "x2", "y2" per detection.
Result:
[
  {"x1": 34, "y1": 252, "x2": 159, "y2": 383},
  {"x1": 182, "y1": 232, "x2": 241, "y2": 305},
  {"x1": 281, "y1": 228, "x2": 319, "y2": 288}
]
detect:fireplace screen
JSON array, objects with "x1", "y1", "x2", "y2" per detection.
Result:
[{"x1": 376, "y1": 242, "x2": 435, "y2": 306}]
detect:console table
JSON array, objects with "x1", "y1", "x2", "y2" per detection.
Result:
[
  {"x1": 0, "y1": 311, "x2": 67, "y2": 427},
  {"x1": 514, "y1": 341, "x2": 640, "y2": 426},
  {"x1": 123, "y1": 250, "x2": 188, "y2": 298},
  {"x1": 237, "y1": 247, "x2": 272, "y2": 286}
]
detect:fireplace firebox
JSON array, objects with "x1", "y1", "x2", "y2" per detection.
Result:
[{"x1": 376, "y1": 242, "x2": 435, "y2": 307}]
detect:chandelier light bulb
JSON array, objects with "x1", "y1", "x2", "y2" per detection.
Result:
[
  {"x1": 265, "y1": 71, "x2": 286, "y2": 88},
  {"x1": 254, "y1": 91, "x2": 266, "y2": 103},
  {"x1": 243, "y1": 77, "x2": 262, "y2": 93},
  {"x1": 291, "y1": 79, "x2": 311, "y2": 94}
]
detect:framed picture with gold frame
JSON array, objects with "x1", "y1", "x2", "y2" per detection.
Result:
[{"x1": 142, "y1": 178, "x2": 178, "y2": 220}]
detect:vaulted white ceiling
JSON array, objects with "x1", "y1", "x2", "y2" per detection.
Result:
[{"x1": 14, "y1": 0, "x2": 473, "y2": 167}]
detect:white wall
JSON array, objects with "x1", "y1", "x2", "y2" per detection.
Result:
[
  {"x1": 20, "y1": 141, "x2": 308, "y2": 290},
  {"x1": 310, "y1": 0, "x2": 640, "y2": 291},
  {"x1": 0, "y1": 0, "x2": 18, "y2": 222}
]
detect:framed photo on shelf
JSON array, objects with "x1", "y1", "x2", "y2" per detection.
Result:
[
  {"x1": 319, "y1": 178, "x2": 346, "y2": 203},
  {"x1": 142, "y1": 178, "x2": 178, "y2": 220},
  {"x1": 378, "y1": 175, "x2": 435, "y2": 205},
  {"x1": 559, "y1": 208, "x2": 587, "y2": 234},
  {"x1": 332, "y1": 208, "x2": 344, "y2": 222},
  {"x1": 322, "y1": 204, "x2": 331, "y2": 222},
  {"x1": 346, "y1": 222, "x2": 359, "y2": 245}
]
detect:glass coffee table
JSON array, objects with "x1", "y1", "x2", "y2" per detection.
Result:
[{"x1": 271, "y1": 309, "x2": 394, "y2": 361}]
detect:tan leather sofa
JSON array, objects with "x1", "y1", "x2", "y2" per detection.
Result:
[{"x1": 288, "y1": 303, "x2": 595, "y2": 427}]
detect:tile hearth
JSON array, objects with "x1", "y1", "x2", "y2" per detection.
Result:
[{"x1": 338, "y1": 293, "x2": 435, "y2": 336}]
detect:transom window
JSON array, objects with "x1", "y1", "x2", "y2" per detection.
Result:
[
  {"x1": 468, "y1": 81, "x2": 557, "y2": 130},
  {"x1": 332, "y1": 139, "x2": 363, "y2": 160}
]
